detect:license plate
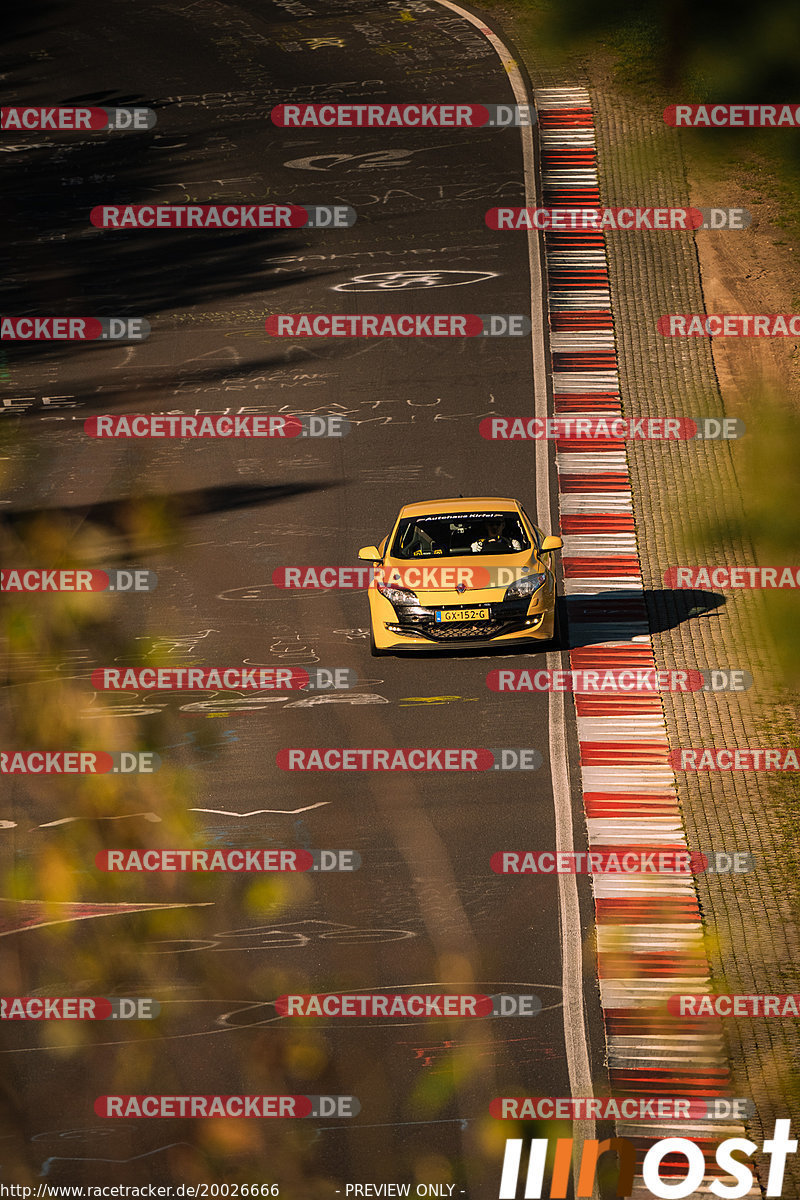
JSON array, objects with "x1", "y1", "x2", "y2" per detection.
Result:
[{"x1": 435, "y1": 608, "x2": 491, "y2": 623}]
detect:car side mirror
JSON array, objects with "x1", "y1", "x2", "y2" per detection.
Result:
[
  {"x1": 540, "y1": 535, "x2": 563, "y2": 553},
  {"x1": 358, "y1": 545, "x2": 382, "y2": 562}
]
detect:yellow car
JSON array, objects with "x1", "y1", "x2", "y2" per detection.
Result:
[{"x1": 358, "y1": 497, "x2": 562, "y2": 656}]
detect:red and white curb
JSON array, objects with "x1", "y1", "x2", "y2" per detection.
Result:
[{"x1": 536, "y1": 86, "x2": 755, "y2": 1194}]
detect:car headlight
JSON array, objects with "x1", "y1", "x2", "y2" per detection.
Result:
[
  {"x1": 505, "y1": 572, "x2": 547, "y2": 600},
  {"x1": 377, "y1": 582, "x2": 418, "y2": 606}
]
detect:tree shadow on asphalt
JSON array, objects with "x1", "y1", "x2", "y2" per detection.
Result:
[
  {"x1": 3, "y1": 112, "x2": 326, "y2": 396},
  {"x1": 0, "y1": 481, "x2": 340, "y2": 560},
  {"x1": 1, "y1": 18, "x2": 340, "y2": 407}
]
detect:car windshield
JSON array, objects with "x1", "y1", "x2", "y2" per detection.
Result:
[{"x1": 390, "y1": 512, "x2": 532, "y2": 558}]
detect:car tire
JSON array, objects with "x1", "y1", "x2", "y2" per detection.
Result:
[
  {"x1": 370, "y1": 629, "x2": 388, "y2": 657},
  {"x1": 547, "y1": 601, "x2": 564, "y2": 651}
]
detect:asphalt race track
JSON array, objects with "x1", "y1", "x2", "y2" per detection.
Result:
[{"x1": 1, "y1": 1, "x2": 608, "y2": 1194}]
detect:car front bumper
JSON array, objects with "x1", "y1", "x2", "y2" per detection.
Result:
[{"x1": 368, "y1": 590, "x2": 556, "y2": 651}]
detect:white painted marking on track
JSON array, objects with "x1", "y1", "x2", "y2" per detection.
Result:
[{"x1": 189, "y1": 803, "x2": 330, "y2": 816}]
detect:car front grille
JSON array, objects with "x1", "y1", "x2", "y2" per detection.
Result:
[
  {"x1": 426, "y1": 621, "x2": 507, "y2": 639},
  {"x1": 387, "y1": 616, "x2": 526, "y2": 641}
]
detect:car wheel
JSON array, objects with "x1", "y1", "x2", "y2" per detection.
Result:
[{"x1": 547, "y1": 601, "x2": 564, "y2": 651}]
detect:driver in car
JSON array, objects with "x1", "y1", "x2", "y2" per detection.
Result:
[{"x1": 470, "y1": 517, "x2": 522, "y2": 553}]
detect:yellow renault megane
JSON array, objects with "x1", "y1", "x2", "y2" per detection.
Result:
[{"x1": 358, "y1": 497, "x2": 562, "y2": 656}]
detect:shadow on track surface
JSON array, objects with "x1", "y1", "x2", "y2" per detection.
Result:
[
  {"x1": 0, "y1": 480, "x2": 340, "y2": 558},
  {"x1": 564, "y1": 589, "x2": 726, "y2": 648}
]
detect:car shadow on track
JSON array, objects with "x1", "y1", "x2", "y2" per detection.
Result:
[
  {"x1": 565, "y1": 588, "x2": 726, "y2": 649},
  {"x1": 383, "y1": 589, "x2": 726, "y2": 657}
]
